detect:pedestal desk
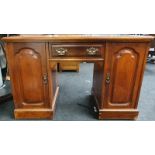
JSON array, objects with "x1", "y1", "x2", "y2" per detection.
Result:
[{"x1": 2, "y1": 35, "x2": 153, "y2": 120}]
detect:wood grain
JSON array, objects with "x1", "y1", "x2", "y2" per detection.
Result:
[
  {"x1": 2, "y1": 35, "x2": 154, "y2": 42},
  {"x1": 3, "y1": 35, "x2": 152, "y2": 120}
]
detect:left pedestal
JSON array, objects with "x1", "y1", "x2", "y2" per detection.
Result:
[{"x1": 5, "y1": 42, "x2": 57, "y2": 120}]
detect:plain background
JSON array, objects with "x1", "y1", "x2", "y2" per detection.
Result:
[{"x1": 0, "y1": 0, "x2": 155, "y2": 155}]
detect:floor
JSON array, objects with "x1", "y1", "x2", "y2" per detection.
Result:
[{"x1": 0, "y1": 62, "x2": 155, "y2": 121}]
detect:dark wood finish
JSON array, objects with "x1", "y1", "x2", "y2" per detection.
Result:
[
  {"x1": 58, "y1": 62, "x2": 80, "y2": 72},
  {"x1": 99, "y1": 109, "x2": 139, "y2": 120},
  {"x1": 50, "y1": 57, "x2": 104, "y2": 62},
  {"x1": 96, "y1": 42, "x2": 151, "y2": 119},
  {"x1": 92, "y1": 61, "x2": 104, "y2": 109},
  {"x1": 51, "y1": 44, "x2": 103, "y2": 57},
  {"x1": 2, "y1": 35, "x2": 153, "y2": 42},
  {"x1": 5, "y1": 43, "x2": 49, "y2": 107},
  {"x1": 2, "y1": 35, "x2": 153, "y2": 120},
  {"x1": 14, "y1": 109, "x2": 53, "y2": 119},
  {"x1": 103, "y1": 43, "x2": 149, "y2": 108},
  {"x1": 5, "y1": 43, "x2": 53, "y2": 119}
]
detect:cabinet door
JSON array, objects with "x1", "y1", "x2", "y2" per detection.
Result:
[
  {"x1": 103, "y1": 43, "x2": 148, "y2": 109},
  {"x1": 7, "y1": 43, "x2": 49, "y2": 108}
]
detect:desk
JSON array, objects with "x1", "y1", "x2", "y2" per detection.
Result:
[{"x1": 2, "y1": 35, "x2": 153, "y2": 120}]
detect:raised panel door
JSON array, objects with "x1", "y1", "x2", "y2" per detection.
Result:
[
  {"x1": 7, "y1": 43, "x2": 49, "y2": 108},
  {"x1": 103, "y1": 43, "x2": 148, "y2": 109}
]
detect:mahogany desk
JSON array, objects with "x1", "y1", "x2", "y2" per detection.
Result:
[{"x1": 2, "y1": 35, "x2": 153, "y2": 120}]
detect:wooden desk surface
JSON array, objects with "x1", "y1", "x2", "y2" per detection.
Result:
[{"x1": 2, "y1": 35, "x2": 154, "y2": 42}]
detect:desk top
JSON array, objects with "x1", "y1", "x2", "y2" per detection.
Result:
[{"x1": 2, "y1": 34, "x2": 154, "y2": 42}]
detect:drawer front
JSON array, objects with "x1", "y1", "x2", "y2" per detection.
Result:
[{"x1": 50, "y1": 44, "x2": 104, "y2": 58}]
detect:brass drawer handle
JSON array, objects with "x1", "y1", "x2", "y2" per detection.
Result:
[
  {"x1": 43, "y1": 74, "x2": 48, "y2": 85},
  {"x1": 106, "y1": 73, "x2": 110, "y2": 84},
  {"x1": 55, "y1": 48, "x2": 68, "y2": 56},
  {"x1": 86, "y1": 47, "x2": 98, "y2": 56}
]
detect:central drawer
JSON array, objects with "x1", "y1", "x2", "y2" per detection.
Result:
[{"x1": 50, "y1": 44, "x2": 104, "y2": 58}]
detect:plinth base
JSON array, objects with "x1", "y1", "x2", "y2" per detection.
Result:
[{"x1": 99, "y1": 109, "x2": 139, "y2": 120}]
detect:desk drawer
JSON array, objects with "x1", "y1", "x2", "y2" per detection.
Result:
[{"x1": 50, "y1": 44, "x2": 104, "y2": 58}]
